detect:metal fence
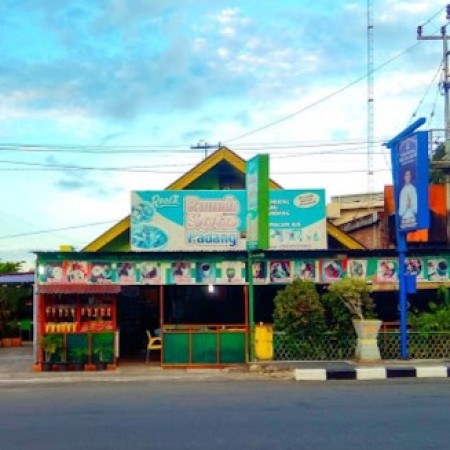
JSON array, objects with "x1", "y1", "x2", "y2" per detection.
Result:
[
  {"x1": 273, "y1": 332, "x2": 356, "y2": 361},
  {"x1": 273, "y1": 331, "x2": 450, "y2": 361},
  {"x1": 379, "y1": 332, "x2": 450, "y2": 359}
]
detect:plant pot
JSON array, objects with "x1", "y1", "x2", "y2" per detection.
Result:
[
  {"x1": 10, "y1": 337, "x2": 22, "y2": 347},
  {"x1": 55, "y1": 363, "x2": 67, "y2": 372},
  {"x1": 41, "y1": 362, "x2": 52, "y2": 372},
  {"x1": 73, "y1": 363, "x2": 85, "y2": 371},
  {"x1": 96, "y1": 362, "x2": 107, "y2": 371},
  {"x1": 352, "y1": 319, "x2": 382, "y2": 361},
  {"x1": 2, "y1": 338, "x2": 12, "y2": 348}
]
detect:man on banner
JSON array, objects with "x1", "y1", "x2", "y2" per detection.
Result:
[{"x1": 398, "y1": 168, "x2": 418, "y2": 229}]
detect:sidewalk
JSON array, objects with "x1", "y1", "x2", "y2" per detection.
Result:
[
  {"x1": 0, "y1": 343, "x2": 266, "y2": 385},
  {"x1": 1, "y1": 343, "x2": 449, "y2": 384}
]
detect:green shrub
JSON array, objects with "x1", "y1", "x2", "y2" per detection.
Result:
[
  {"x1": 273, "y1": 279, "x2": 325, "y2": 341},
  {"x1": 326, "y1": 278, "x2": 376, "y2": 320},
  {"x1": 410, "y1": 287, "x2": 450, "y2": 332}
]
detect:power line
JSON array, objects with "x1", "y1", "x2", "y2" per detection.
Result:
[
  {"x1": 0, "y1": 219, "x2": 120, "y2": 240},
  {"x1": 0, "y1": 147, "x2": 390, "y2": 172},
  {"x1": 223, "y1": 38, "x2": 427, "y2": 144},
  {"x1": 407, "y1": 60, "x2": 443, "y2": 125},
  {"x1": 0, "y1": 137, "x2": 389, "y2": 153}
]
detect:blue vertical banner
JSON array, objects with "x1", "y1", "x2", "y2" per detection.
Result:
[
  {"x1": 386, "y1": 118, "x2": 429, "y2": 360},
  {"x1": 395, "y1": 131, "x2": 429, "y2": 233}
]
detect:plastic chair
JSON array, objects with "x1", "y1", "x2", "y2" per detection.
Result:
[{"x1": 146, "y1": 330, "x2": 162, "y2": 363}]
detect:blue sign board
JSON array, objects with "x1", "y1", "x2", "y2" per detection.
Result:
[{"x1": 394, "y1": 131, "x2": 429, "y2": 233}]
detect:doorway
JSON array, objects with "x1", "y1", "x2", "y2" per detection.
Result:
[{"x1": 117, "y1": 285, "x2": 160, "y2": 361}]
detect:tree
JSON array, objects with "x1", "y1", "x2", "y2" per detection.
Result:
[
  {"x1": 0, "y1": 261, "x2": 24, "y2": 274},
  {"x1": 429, "y1": 142, "x2": 446, "y2": 184},
  {"x1": 0, "y1": 260, "x2": 26, "y2": 339}
]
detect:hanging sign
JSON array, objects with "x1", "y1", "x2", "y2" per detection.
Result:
[{"x1": 394, "y1": 131, "x2": 429, "y2": 232}]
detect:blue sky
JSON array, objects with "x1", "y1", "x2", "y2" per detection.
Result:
[{"x1": 0, "y1": 0, "x2": 447, "y2": 268}]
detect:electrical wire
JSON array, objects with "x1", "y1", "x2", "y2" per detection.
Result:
[
  {"x1": 0, "y1": 147, "x2": 390, "y2": 172},
  {"x1": 428, "y1": 82, "x2": 442, "y2": 128},
  {"x1": 223, "y1": 40, "x2": 426, "y2": 144},
  {"x1": 0, "y1": 220, "x2": 120, "y2": 240},
  {"x1": 407, "y1": 60, "x2": 443, "y2": 125},
  {"x1": 0, "y1": 137, "x2": 389, "y2": 154}
]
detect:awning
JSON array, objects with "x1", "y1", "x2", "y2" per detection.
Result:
[
  {"x1": 0, "y1": 272, "x2": 35, "y2": 284},
  {"x1": 37, "y1": 284, "x2": 121, "y2": 295}
]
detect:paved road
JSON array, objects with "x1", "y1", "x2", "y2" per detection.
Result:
[{"x1": 0, "y1": 379, "x2": 449, "y2": 450}]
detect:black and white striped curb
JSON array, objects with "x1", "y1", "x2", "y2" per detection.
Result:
[{"x1": 294, "y1": 366, "x2": 450, "y2": 381}]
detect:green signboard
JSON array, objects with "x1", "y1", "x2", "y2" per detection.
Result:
[{"x1": 246, "y1": 154, "x2": 269, "y2": 250}]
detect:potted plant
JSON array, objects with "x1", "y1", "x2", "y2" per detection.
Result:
[
  {"x1": 0, "y1": 296, "x2": 12, "y2": 347},
  {"x1": 93, "y1": 333, "x2": 113, "y2": 370},
  {"x1": 40, "y1": 334, "x2": 63, "y2": 371},
  {"x1": 326, "y1": 278, "x2": 381, "y2": 361},
  {"x1": 5, "y1": 320, "x2": 22, "y2": 347},
  {"x1": 70, "y1": 347, "x2": 88, "y2": 371}
]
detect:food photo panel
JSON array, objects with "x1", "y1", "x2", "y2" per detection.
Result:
[
  {"x1": 196, "y1": 262, "x2": 216, "y2": 284},
  {"x1": 347, "y1": 259, "x2": 368, "y2": 279},
  {"x1": 376, "y1": 259, "x2": 398, "y2": 282},
  {"x1": 293, "y1": 260, "x2": 317, "y2": 281},
  {"x1": 140, "y1": 262, "x2": 163, "y2": 284},
  {"x1": 427, "y1": 258, "x2": 449, "y2": 281},
  {"x1": 252, "y1": 261, "x2": 267, "y2": 283},
  {"x1": 90, "y1": 262, "x2": 115, "y2": 283},
  {"x1": 269, "y1": 260, "x2": 292, "y2": 283},
  {"x1": 405, "y1": 258, "x2": 425, "y2": 280},
  {"x1": 116, "y1": 262, "x2": 138, "y2": 284},
  {"x1": 320, "y1": 259, "x2": 344, "y2": 283},
  {"x1": 221, "y1": 261, "x2": 243, "y2": 284}
]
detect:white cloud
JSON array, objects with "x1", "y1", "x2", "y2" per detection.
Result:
[
  {"x1": 220, "y1": 27, "x2": 236, "y2": 38},
  {"x1": 214, "y1": 8, "x2": 241, "y2": 25},
  {"x1": 217, "y1": 47, "x2": 230, "y2": 58}
]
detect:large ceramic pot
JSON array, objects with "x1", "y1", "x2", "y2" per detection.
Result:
[{"x1": 352, "y1": 319, "x2": 382, "y2": 361}]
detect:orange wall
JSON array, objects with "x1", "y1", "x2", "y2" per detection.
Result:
[{"x1": 384, "y1": 184, "x2": 447, "y2": 243}]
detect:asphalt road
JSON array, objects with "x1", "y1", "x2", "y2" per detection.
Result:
[{"x1": 0, "y1": 379, "x2": 449, "y2": 450}]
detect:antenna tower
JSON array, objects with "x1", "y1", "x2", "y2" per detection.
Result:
[{"x1": 367, "y1": 0, "x2": 376, "y2": 247}]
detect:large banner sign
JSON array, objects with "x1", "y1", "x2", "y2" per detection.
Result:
[
  {"x1": 131, "y1": 189, "x2": 327, "y2": 252},
  {"x1": 395, "y1": 131, "x2": 429, "y2": 232},
  {"x1": 269, "y1": 190, "x2": 326, "y2": 250},
  {"x1": 131, "y1": 191, "x2": 245, "y2": 251}
]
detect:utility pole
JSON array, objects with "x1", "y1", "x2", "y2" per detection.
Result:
[
  {"x1": 190, "y1": 140, "x2": 221, "y2": 159},
  {"x1": 417, "y1": 5, "x2": 450, "y2": 145},
  {"x1": 367, "y1": 0, "x2": 376, "y2": 248},
  {"x1": 417, "y1": 5, "x2": 450, "y2": 244}
]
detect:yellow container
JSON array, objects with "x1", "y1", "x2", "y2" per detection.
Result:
[{"x1": 254, "y1": 324, "x2": 273, "y2": 360}]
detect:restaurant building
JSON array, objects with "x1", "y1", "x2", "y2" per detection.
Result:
[{"x1": 33, "y1": 147, "x2": 450, "y2": 369}]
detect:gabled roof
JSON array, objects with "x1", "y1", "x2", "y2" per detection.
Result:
[{"x1": 83, "y1": 146, "x2": 364, "y2": 251}]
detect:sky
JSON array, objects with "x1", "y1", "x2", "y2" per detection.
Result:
[{"x1": 0, "y1": 0, "x2": 448, "y2": 270}]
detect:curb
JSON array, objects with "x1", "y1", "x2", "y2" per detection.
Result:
[{"x1": 294, "y1": 365, "x2": 450, "y2": 381}]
